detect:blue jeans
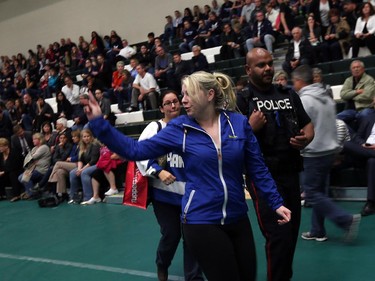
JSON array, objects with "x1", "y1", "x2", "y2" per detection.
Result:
[
  {"x1": 69, "y1": 165, "x2": 97, "y2": 201},
  {"x1": 337, "y1": 108, "x2": 375, "y2": 127},
  {"x1": 18, "y1": 170, "x2": 44, "y2": 195},
  {"x1": 300, "y1": 155, "x2": 352, "y2": 236}
]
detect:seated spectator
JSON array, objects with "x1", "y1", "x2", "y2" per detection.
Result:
[
  {"x1": 109, "y1": 61, "x2": 126, "y2": 104},
  {"x1": 117, "y1": 39, "x2": 137, "y2": 62},
  {"x1": 47, "y1": 130, "x2": 80, "y2": 202},
  {"x1": 33, "y1": 96, "x2": 54, "y2": 132},
  {"x1": 220, "y1": 0, "x2": 234, "y2": 23},
  {"x1": 0, "y1": 138, "x2": 24, "y2": 201},
  {"x1": 220, "y1": 22, "x2": 241, "y2": 59},
  {"x1": 91, "y1": 145, "x2": 124, "y2": 199},
  {"x1": 273, "y1": 70, "x2": 289, "y2": 87},
  {"x1": 18, "y1": 133, "x2": 51, "y2": 200},
  {"x1": 302, "y1": 14, "x2": 323, "y2": 63},
  {"x1": 191, "y1": 45, "x2": 209, "y2": 72},
  {"x1": 343, "y1": 111, "x2": 375, "y2": 216},
  {"x1": 96, "y1": 54, "x2": 112, "y2": 89},
  {"x1": 11, "y1": 125, "x2": 33, "y2": 161},
  {"x1": 174, "y1": 11, "x2": 184, "y2": 39},
  {"x1": 90, "y1": 31, "x2": 105, "y2": 54},
  {"x1": 342, "y1": 0, "x2": 360, "y2": 32},
  {"x1": 5, "y1": 99, "x2": 22, "y2": 126},
  {"x1": 249, "y1": 0, "x2": 266, "y2": 26},
  {"x1": 95, "y1": 89, "x2": 116, "y2": 126},
  {"x1": 194, "y1": 19, "x2": 211, "y2": 49},
  {"x1": 21, "y1": 92, "x2": 37, "y2": 131},
  {"x1": 206, "y1": 11, "x2": 223, "y2": 47},
  {"x1": 136, "y1": 45, "x2": 154, "y2": 74},
  {"x1": 163, "y1": 15, "x2": 175, "y2": 47},
  {"x1": 61, "y1": 75, "x2": 81, "y2": 114},
  {"x1": 351, "y1": 2, "x2": 375, "y2": 58},
  {"x1": 265, "y1": 2, "x2": 279, "y2": 34},
  {"x1": 80, "y1": 59, "x2": 98, "y2": 86},
  {"x1": 320, "y1": 9, "x2": 351, "y2": 62},
  {"x1": 172, "y1": 52, "x2": 192, "y2": 93},
  {"x1": 312, "y1": 68, "x2": 333, "y2": 98},
  {"x1": 56, "y1": 91, "x2": 73, "y2": 120},
  {"x1": 282, "y1": 27, "x2": 314, "y2": 75},
  {"x1": 124, "y1": 58, "x2": 139, "y2": 79},
  {"x1": 0, "y1": 108, "x2": 13, "y2": 140},
  {"x1": 106, "y1": 34, "x2": 123, "y2": 64},
  {"x1": 71, "y1": 94, "x2": 89, "y2": 131},
  {"x1": 245, "y1": 11, "x2": 275, "y2": 54},
  {"x1": 337, "y1": 60, "x2": 375, "y2": 130},
  {"x1": 68, "y1": 129, "x2": 100, "y2": 204},
  {"x1": 128, "y1": 63, "x2": 160, "y2": 111},
  {"x1": 193, "y1": 5, "x2": 205, "y2": 28},
  {"x1": 70, "y1": 46, "x2": 83, "y2": 71},
  {"x1": 154, "y1": 46, "x2": 174, "y2": 89},
  {"x1": 37, "y1": 130, "x2": 73, "y2": 192},
  {"x1": 179, "y1": 21, "x2": 197, "y2": 53},
  {"x1": 53, "y1": 117, "x2": 72, "y2": 150},
  {"x1": 40, "y1": 121, "x2": 58, "y2": 148},
  {"x1": 277, "y1": 0, "x2": 295, "y2": 38}
]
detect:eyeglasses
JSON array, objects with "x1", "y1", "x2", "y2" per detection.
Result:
[{"x1": 163, "y1": 99, "x2": 179, "y2": 107}]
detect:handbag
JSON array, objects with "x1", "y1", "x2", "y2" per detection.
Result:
[
  {"x1": 21, "y1": 164, "x2": 36, "y2": 183},
  {"x1": 122, "y1": 161, "x2": 149, "y2": 209}
]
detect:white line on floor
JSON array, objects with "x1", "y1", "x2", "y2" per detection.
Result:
[{"x1": 0, "y1": 253, "x2": 185, "y2": 280}]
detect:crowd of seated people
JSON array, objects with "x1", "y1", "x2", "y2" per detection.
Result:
[{"x1": 1, "y1": 0, "x2": 375, "y2": 206}]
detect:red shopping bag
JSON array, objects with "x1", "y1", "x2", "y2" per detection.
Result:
[{"x1": 122, "y1": 161, "x2": 149, "y2": 209}]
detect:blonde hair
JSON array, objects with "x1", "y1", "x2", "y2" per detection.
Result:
[
  {"x1": 32, "y1": 133, "x2": 45, "y2": 144},
  {"x1": 181, "y1": 71, "x2": 237, "y2": 111},
  {"x1": 79, "y1": 129, "x2": 97, "y2": 158},
  {"x1": 0, "y1": 138, "x2": 9, "y2": 147}
]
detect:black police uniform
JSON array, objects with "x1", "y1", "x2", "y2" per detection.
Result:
[{"x1": 238, "y1": 82, "x2": 311, "y2": 281}]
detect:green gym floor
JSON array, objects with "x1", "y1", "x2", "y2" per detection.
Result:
[{"x1": 0, "y1": 200, "x2": 373, "y2": 281}]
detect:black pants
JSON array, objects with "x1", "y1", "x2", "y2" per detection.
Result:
[
  {"x1": 182, "y1": 217, "x2": 256, "y2": 281},
  {"x1": 153, "y1": 200, "x2": 203, "y2": 281},
  {"x1": 351, "y1": 35, "x2": 375, "y2": 58},
  {"x1": 249, "y1": 170, "x2": 301, "y2": 281}
]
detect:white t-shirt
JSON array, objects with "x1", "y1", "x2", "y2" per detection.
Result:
[
  {"x1": 134, "y1": 72, "x2": 160, "y2": 92},
  {"x1": 366, "y1": 123, "x2": 375, "y2": 144}
]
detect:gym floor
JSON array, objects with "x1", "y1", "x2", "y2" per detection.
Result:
[{"x1": 0, "y1": 200, "x2": 373, "y2": 281}]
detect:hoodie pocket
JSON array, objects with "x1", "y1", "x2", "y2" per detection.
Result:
[{"x1": 183, "y1": 190, "x2": 196, "y2": 223}]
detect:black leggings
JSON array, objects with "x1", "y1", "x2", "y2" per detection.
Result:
[{"x1": 182, "y1": 217, "x2": 256, "y2": 281}]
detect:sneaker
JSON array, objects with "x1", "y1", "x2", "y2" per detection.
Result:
[
  {"x1": 105, "y1": 189, "x2": 119, "y2": 196},
  {"x1": 81, "y1": 197, "x2": 102, "y2": 205},
  {"x1": 67, "y1": 199, "x2": 75, "y2": 204},
  {"x1": 301, "y1": 232, "x2": 328, "y2": 242},
  {"x1": 344, "y1": 214, "x2": 361, "y2": 242}
]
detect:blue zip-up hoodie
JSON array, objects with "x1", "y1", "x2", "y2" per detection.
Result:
[{"x1": 90, "y1": 110, "x2": 284, "y2": 225}]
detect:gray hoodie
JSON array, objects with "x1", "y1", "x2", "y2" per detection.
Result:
[{"x1": 298, "y1": 83, "x2": 340, "y2": 157}]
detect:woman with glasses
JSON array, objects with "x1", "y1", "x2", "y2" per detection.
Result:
[{"x1": 137, "y1": 90, "x2": 203, "y2": 281}]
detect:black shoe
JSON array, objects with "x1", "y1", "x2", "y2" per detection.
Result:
[
  {"x1": 157, "y1": 265, "x2": 168, "y2": 281},
  {"x1": 361, "y1": 201, "x2": 375, "y2": 216}
]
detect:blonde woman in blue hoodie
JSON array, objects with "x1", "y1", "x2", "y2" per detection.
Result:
[{"x1": 84, "y1": 71, "x2": 291, "y2": 281}]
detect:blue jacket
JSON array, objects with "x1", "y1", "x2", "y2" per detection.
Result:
[
  {"x1": 90, "y1": 110, "x2": 283, "y2": 225},
  {"x1": 137, "y1": 120, "x2": 185, "y2": 206}
]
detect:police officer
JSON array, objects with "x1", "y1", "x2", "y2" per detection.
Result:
[{"x1": 241, "y1": 48, "x2": 314, "y2": 281}]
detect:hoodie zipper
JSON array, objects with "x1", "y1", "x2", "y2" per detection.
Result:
[{"x1": 183, "y1": 116, "x2": 229, "y2": 224}]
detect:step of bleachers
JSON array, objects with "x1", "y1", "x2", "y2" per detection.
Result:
[{"x1": 104, "y1": 192, "x2": 124, "y2": 204}]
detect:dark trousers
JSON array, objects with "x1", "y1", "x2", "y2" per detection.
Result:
[
  {"x1": 182, "y1": 217, "x2": 256, "y2": 281},
  {"x1": 344, "y1": 141, "x2": 375, "y2": 201},
  {"x1": 351, "y1": 35, "x2": 375, "y2": 58},
  {"x1": 153, "y1": 200, "x2": 203, "y2": 281},
  {"x1": 249, "y1": 170, "x2": 301, "y2": 281}
]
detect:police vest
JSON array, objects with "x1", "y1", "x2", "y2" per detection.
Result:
[{"x1": 243, "y1": 83, "x2": 302, "y2": 171}]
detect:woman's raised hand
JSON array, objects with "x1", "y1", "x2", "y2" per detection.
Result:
[{"x1": 85, "y1": 91, "x2": 103, "y2": 120}]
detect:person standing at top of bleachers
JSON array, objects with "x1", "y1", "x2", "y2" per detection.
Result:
[
  {"x1": 337, "y1": 60, "x2": 375, "y2": 131},
  {"x1": 154, "y1": 46, "x2": 174, "y2": 89}
]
